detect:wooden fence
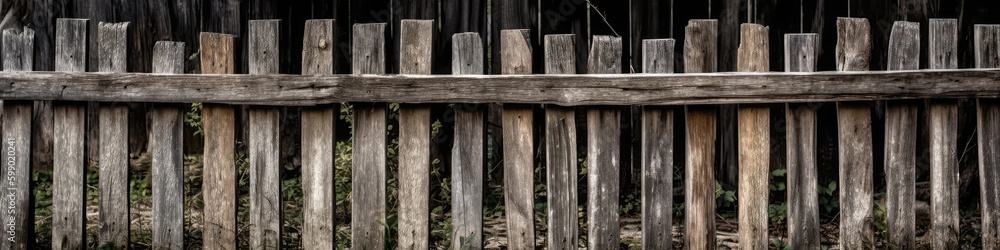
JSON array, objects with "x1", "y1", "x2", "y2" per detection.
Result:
[{"x1": 0, "y1": 16, "x2": 999, "y2": 250}]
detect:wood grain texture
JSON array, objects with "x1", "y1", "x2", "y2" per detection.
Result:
[
  {"x1": 52, "y1": 18, "x2": 88, "y2": 250},
  {"x1": 975, "y1": 24, "x2": 1000, "y2": 250},
  {"x1": 200, "y1": 32, "x2": 238, "y2": 250},
  {"x1": 836, "y1": 17, "x2": 875, "y2": 250},
  {"x1": 543, "y1": 34, "x2": 578, "y2": 250},
  {"x1": 398, "y1": 19, "x2": 433, "y2": 250},
  {"x1": 151, "y1": 41, "x2": 185, "y2": 250},
  {"x1": 736, "y1": 23, "x2": 770, "y2": 250},
  {"x1": 684, "y1": 20, "x2": 718, "y2": 73},
  {"x1": 885, "y1": 20, "x2": 920, "y2": 250},
  {"x1": 642, "y1": 39, "x2": 675, "y2": 74},
  {"x1": 97, "y1": 21, "x2": 130, "y2": 248},
  {"x1": 836, "y1": 18, "x2": 871, "y2": 72},
  {"x1": 300, "y1": 19, "x2": 337, "y2": 250},
  {"x1": 450, "y1": 32, "x2": 485, "y2": 250},
  {"x1": 351, "y1": 23, "x2": 387, "y2": 250},
  {"x1": 0, "y1": 27, "x2": 33, "y2": 249},
  {"x1": 928, "y1": 18, "x2": 960, "y2": 250},
  {"x1": 640, "y1": 38, "x2": 674, "y2": 250},
  {"x1": 248, "y1": 19, "x2": 282, "y2": 250},
  {"x1": 784, "y1": 33, "x2": 820, "y2": 250},
  {"x1": 683, "y1": 19, "x2": 718, "y2": 250},
  {"x1": 501, "y1": 28, "x2": 535, "y2": 249},
  {"x1": 586, "y1": 35, "x2": 621, "y2": 249}
]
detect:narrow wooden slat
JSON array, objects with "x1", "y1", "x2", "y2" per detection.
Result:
[
  {"x1": 1, "y1": 26, "x2": 34, "y2": 250},
  {"x1": 684, "y1": 19, "x2": 718, "y2": 250},
  {"x1": 640, "y1": 38, "x2": 674, "y2": 250},
  {"x1": 200, "y1": 32, "x2": 238, "y2": 249},
  {"x1": 836, "y1": 17, "x2": 875, "y2": 249},
  {"x1": 97, "y1": 22, "x2": 130, "y2": 248},
  {"x1": 300, "y1": 19, "x2": 337, "y2": 250},
  {"x1": 351, "y1": 23, "x2": 388, "y2": 250},
  {"x1": 248, "y1": 19, "x2": 282, "y2": 250},
  {"x1": 398, "y1": 19, "x2": 433, "y2": 250},
  {"x1": 975, "y1": 24, "x2": 1000, "y2": 250},
  {"x1": 586, "y1": 35, "x2": 622, "y2": 249},
  {"x1": 501, "y1": 29, "x2": 536, "y2": 249},
  {"x1": 885, "y1": 21, "x2": 920, "y2": 250},
  {"x1": 151, "y1": 41, "x2": 186, "y2": 250},
  {"x1": 784, "y1": 33, "x2": 820, "y2": 250},
  {"x1": 928, "y1": 18, "x2": 960, "y2": 250},
  {"x1": 736, "y1": 23, "x2": 770, "y2": 250},
  {"x1": 450, "y1": 32, "x2": 485, "y2": 250},
  {"x1": 52, "y1": 18, "x2": 88, "y2": 250},
  {"x1": 543, "y1": 34, "x2": 578, "y2": 250}
]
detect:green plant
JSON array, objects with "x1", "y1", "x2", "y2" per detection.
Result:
[
  {"x1": 769, "y1": 169, "x2": 787, "y2": 191},
  {"x1": 818, "y1": 181, "x2": 839, "y2": 214},
  {"x1": 130, "y1": 173, "x2": 151, "y2": 202},
  {"x1": 715, "y1": 181, "x2": 736, "y2": 210},
  {"x1": 769, "y1": 202, "x2": 788, "y2": 223},
  {"x1": 185, "y1": 103, "x2": 204, "y2": 136},
  {"x1": 874, "y1": 204, "x2": 889, "y2": 246}
]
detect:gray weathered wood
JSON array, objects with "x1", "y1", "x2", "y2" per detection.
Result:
[
  {"x1": 200, "y1": 32, "x2": 238, "y2": 250},
  {"x1": 885, "y1": 20, "x2": 920, "y2": 250},
  {"x1": 97, "y1": 21, "x2": 130, "y2": 248},
  {"x1": 836, "y1": 17, "x2": 875, "y2": 250},
  {"x1": 928, "y1": 18, "x2": 960, "y2": 250},
  {"x1": 300, "y1": 19, "x2": 337, "y2": 250},
  {"x1": 640, "y1": 38, "x2": 674, "y2": 250},
  {"x1": 543, "y1": 34, "x2": 578, "y2": 250},
  {"x1": 683, "y1": 19, "x2": 718, "y2": 250},
  {"x1": 0, "y1": 27, "x2": 33, "y2": 250},
  {"x1": 501, "y1": 29, "x2": 536, "y2": 249},
  {"x1": 247, "y1": 19, "x2": 281, "y2": 250},
  {"x1": 450, "y1": 32, "x2": 485, "y2": 250},
  {"x1": 587, "y1": 35, "x2": 621, "y2": 249},
  {"x1": 398, "y1": 19, "x2": 433, "y2": 250},
  {"x1": 52, "y1": 18, "x2": 88, "y2": 250},
  {"x1": 151, "y1": 41, "x2": 185, "y2": 250},
  {"x1": 975, "y1": 24, "x2": 1000, "y2": 250},
  {"x1": 784, "y1": 33, "x2": 820, "y2": 250},
  {"x1": 736, "y1": 23, "x2": 770, "y2": 250},
  {"x1": 351, "y1": 23, "x2": 387, "y2": 250}
]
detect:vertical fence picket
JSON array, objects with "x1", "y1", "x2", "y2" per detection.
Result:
[
  {"x1": 836, "y1": 17, "x2": 875, "y2": 249},
  {"x1": 398, "y1": 19, "x2": 433, "y2": 249},
  {"x1": 1, "y1": 26, "x2": 34, "y2": 250},
  {"x1": 928, "y1": 18, "x2": 960, "y2": 250},
  {"x1": 451, "y1": 32, "x2": 485, "y2": 250},
  {"x1": 150, "y1": 41, "x2": 186, "y2": 250},
  {"x1": 544, "y1": 34, "x2": 579, "y2": 250},
  {"x1": 586, "y1": 35, "x2": 622, "y2": 249},
  {"x1": 200, "y1": 32, "x2": 238, "y2": 249},
  {"x1": 248, "y1": 19, "x2": 282, "y2": 249},
  {"x1": 736, "y1": 23, "x2": 770, "y2": 250},
  {"x1": 97, "y1": 21, "x2": 130, "y2": 248},
  {"x1": 640, "y1": 38, "x2": 674, "y2": 250},
  {"x1": 885, "y1": 21, "x2": 920, "y2": 250},
  {"x1": 975, "y1": 24, "x2": 1000, "y2": 250},
  {"x1": 52, "y1": 18, "x2": 88, "y2": 250},
  {"x1": 683, "y1": 19, "x2": 718, "y2": 250},
  {"x1": 300, "y1": 19, "x2": 337, "y2": 250},
  {"x1": 501, "y1": 29, "x2": 536, "y2": 249},
  {"x1": 784, "y1": 33, "x2": 820, "y2": 250},
  {"x1": 351, "y1": 23, "x2": 388, "y2": 250}
]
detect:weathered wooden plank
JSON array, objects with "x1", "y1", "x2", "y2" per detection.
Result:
[
  {"x1": 885, "y1": 20, "x2": 920, "y2": 250},
  {"x1": 300, "y1": 19, "x2": 337, "y2": 250},
  {"x1": 543, "y1": 34, "x2": 578, "y2": 250},
  {"x1": 247, "y1": 19, "x2": 282, "y2": 250},
  {"x1": 0, "y1": 27, "x2": 34, "y2": 249},
  {"x1": 52, "y1": 18, "x2": 88, "y2": 250},
  {"x1": 736, "y1": 23, "x2": 770, "y2": 250},
  {"x1": 97, "y1": 21, "x2": 130, "y2": 248},
  {"x1": 200, "y1": 32, "x2": 238, "y2": 250},
  {"x1": 398, "y1": 19, "x2": 433, "y2": 250},
  {"x1": 641, "y1": 39, "x2": 674, "y2": 74},
  {"x1": 928, "y1": 18, "x2": 960, "y2": 250},
  {"x1": 836, "y1": 17, "x2": 875, "y2": 250},
  {"x1": 351, "y1": 23, "x2": 387, "y2": 250},
  {"x1": 640, "y1": 38, "x2": 674, "y2": 250},
  {"x1": 150, "y1": 41, "x2": 185, "y2": 250},
  {"x1": 586, "y1": 35, "x2": 622, "y2": 249},
  {"x1": 500, "y1": 29, "x2": 536, "y2": 249},
  {"x1": 451, "y1": 32, "x2": 485, "y2": 250},
  {"x1": 684, "y1": 19, "x2": 717, "y2": 250},
  {"x1": 784, "y1": 33, "x2": 820, "y2": 250},
  {"x1": 975, "y1": 24, "x2": 1000, "y2": 250}
]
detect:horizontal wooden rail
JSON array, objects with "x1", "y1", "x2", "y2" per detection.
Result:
[{"x1": 1, "y1": 69, "x2": 999, "y2": 106}]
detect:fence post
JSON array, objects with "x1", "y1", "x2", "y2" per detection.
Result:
[
  {"x1": 52, "y1": 18, "x2": 88, "y2": 250},
  {"x1": 736, "y1": 23, "x2": 770, "y2": 250},
  {"x1": 398, "y1": 19, "x2": 433, "y2": 250},
  {"x1": 300, "y1": 19, "x2": 337, "y2": 250},
  {"x1": 351, "y1": 23, "x2": 388, "y2": 250},
  {"x1": 500, "y1": 29, "x2": 536, "y2": 249},
  {"x1": 451, "y1": 32, "x2": 485, "y2": 250},
  {"x1": 640, "y1": 38, "x2": 674, "y2": 250},
  {"x1": 97, "y1": 21, "x2": 130, "y2": 248},
  {"x1": 836, "y1": 17, "x2": 875, "y2": 249},
  {"x1": 974, "y1": 24, "x2": 1000, "y2": 250},
  {"x1": 248, "y1": 19, "x2": 282, "y2": 249},
  {"x1": 200, "y1": 31, "x2": 238, "y2": 249},
  {"x1": 587, "y1": 35, "x2": 622, "y2": 249},
  {"x1": 885, "y1": 21, "x2": 920, "y2": 250},
  {"x1": 683, "y1": 19, "x2": 718, "y2": 250},
  {"x1": 150, "y1": 41, "x2": 186, "y2": 250},
  {"x1": 928, "y1": 18, "x2": 960, "y2": 250},
  {"x1": 784, "y1": 33, "x2": 820, "y2": 250},
  {"x1": 544, "y1": 34, "x2": 579, "y2": 249},
  {"x1": 1, "y1": 26, "x2": 34, "y2": 249}
]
